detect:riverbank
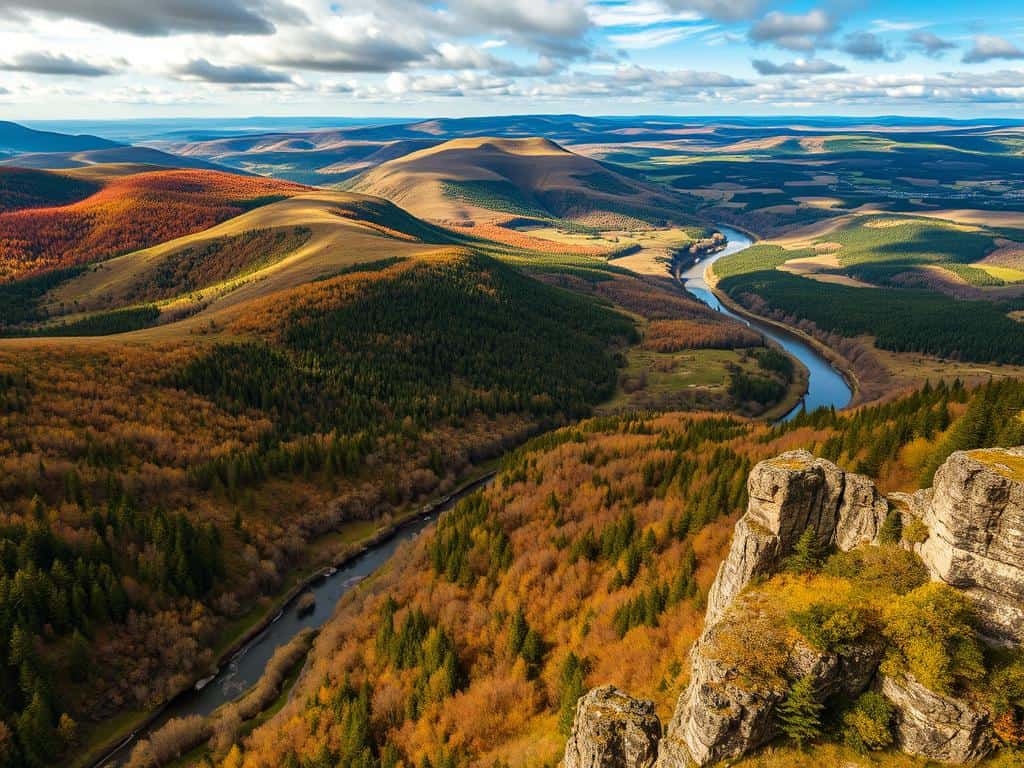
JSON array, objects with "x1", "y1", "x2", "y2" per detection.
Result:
[
  {"x1": 704, "y1": 261, "x2": 863, "y2": 407},
  {"x1": 82, "y1": 465, "x2": 498, "y2": 768}
]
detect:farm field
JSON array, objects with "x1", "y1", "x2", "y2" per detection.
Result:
[{"x1": 708, "y1": 210, "x2": 1024, "y2": 401}]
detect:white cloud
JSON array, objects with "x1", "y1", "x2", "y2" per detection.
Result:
[
  {"x1": 587, "y1": 2, "x2": 701, "y2": 28},
  {"x1": 173, "y1": 58, "x2": 294, "y2": 84},
  {"x1": 0, "y1": 51, "x2": 115, "y2": 76},
  {"x1": 660, "y1": 0, "x2": 764, "y2": 22},
  {"x1": 748, "y1": 9, "x2": 835, "y2": 52},
  {"x1": 908, "y1": 31, "x2": 956, "y2": 58},
  {"x1": 871, "y1": 19, "x2": 927, "y2": 33},
  {"x1": 963, "y1": 35, "x2": 1024, "y2": 64},
  {"x1": 255, "y1": 19, "x2": 434, "y2": 73},
  {"x1": 840, "y1": 31, "x2": 901, "y2": 62},
  {"x1": 0, "y1": 0, "x2": 304, "y2": 36},
  {"x1": 753, "y1": 57, "x2": 846, "y2": 75}
]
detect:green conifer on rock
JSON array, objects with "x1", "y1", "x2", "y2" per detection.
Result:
[
  {"x1": 878, "y1": 508, "x2": 903, "y2": 545},
  {"x1": 785, "y1": 527, "x2": 822, "y2": 574},
  {"x1": 777, "y1": 675, "x2": 823, "y2": 749}
]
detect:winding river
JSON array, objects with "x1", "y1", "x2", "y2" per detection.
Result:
[
  {"x1": 97, "y1": 225, "x2": 851, "y2": 765},
  {"x1": 97, "y1": 478, "x2": 492, "y2": 767},
  {"x1": 677, "y1": 225, "x2": 853, "y2": 420}
]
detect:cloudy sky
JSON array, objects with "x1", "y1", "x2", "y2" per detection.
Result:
[{"x1": 2, "y1": 0, "x2": 1024, "y2": 118}]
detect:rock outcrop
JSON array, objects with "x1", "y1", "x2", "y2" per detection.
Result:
[
  {"x1": 570, "y1": 448, "x2": 1024, "y2": 767},
  {"x1": 881, "y1": 673, "x2": 992, "y2": 763},
  {"x1": 656, "y1": 601, "x2": 883, "y2": 768},
  {"x1": 564, "y1": 686, "x2": 661, "y2": 768},
  {"x1": 915, "y1": 448, "x2": 1024, "y2": 643},
  {"x1": 706, "y1": 451, "x2": 879, "y2": 625},
  {"x1": 835, "y1": 472, "x2": 889, "y2": 552}
]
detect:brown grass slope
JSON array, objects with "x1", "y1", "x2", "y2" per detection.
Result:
[{"x1": 349, "y1": 136, "x2": 691, "y2": 229}]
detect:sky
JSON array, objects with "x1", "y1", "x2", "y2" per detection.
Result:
[{"x1": 2, "y1": 0, "x2": 1024, "y2": 119}]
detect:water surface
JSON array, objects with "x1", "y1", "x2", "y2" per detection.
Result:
[{"x1": 678, "y1": 225, "x2": 853, "y2": 420}]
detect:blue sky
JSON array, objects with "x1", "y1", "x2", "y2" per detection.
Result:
[{"x1": 1, "y1": 0, "x2": 1024, "y2": 119}]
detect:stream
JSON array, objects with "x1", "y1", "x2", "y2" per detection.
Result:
[{"x1": 677, "y1": 225, "x2": 853, "y2": 420}]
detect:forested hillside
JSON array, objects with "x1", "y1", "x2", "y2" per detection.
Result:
[
  {"x1": 715, "y1": 243, "x2": 1024, "y2": 365},
  {"x1": 208, "y1": 378, "x2": 1024, "y2": 768},
  {"x1": 0, "y1": 168, "x2": 101, "y2": 214},
  {"x1": 0, "y1": 251, "x2": 635, "y2": 766}
]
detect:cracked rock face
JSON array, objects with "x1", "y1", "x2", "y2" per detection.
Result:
[
  {"x1": 916, "y1": 448, "x2": 1024, "y2": 643},
  {"x1": 881, "y1": 673, "x2": 992, "y2": 763},
  {"x1": 705, "y1": 451, "x2": 884, "y2": 626},
  {"x1": 835, "y1": 472, "x2": 889, "y2": 551},
  {"x1": 706, "y1": 451, "x2": 841, "y2": 625},
  {"x1": 655, "y1": 619, "x2": 785, "y2": 768},
  {"x1": 564, "y1": 686, "x2": 661, "y2": 768}
]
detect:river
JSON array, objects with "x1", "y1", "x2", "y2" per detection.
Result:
[
  {"x1": 677, "y1": 225, "x2": 853, "y2": 420},
  {"x1": 97, "y1": 477, "x2": 492, "y2": 767}
]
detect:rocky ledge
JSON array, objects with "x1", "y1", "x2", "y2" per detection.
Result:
[
  {"x1": 567, "y1": 448, "x2": 1024, "y2": 768},
  {"x1": 564, "y1": 686, "x2": 661, "y2": 768}
]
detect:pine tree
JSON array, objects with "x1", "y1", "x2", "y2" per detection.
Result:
[
  {"x1": 785, "y1": 527, "x2": 822, "y2": 573},
  {"x1": 558, "y1": 653, "x2": 587, "y2": 735},
  {"x1": 520, "y1": 629, "x2": 545, "y2": 678},
  {"x1": 776, "y1": 675, "x2": 823, "y2": 749},
  {"x1": 508, "y1": 608, "x2": 527, "y2": 657},
  {"x1": 68, "y1": 630, "x2": 90, "y2": 684}
]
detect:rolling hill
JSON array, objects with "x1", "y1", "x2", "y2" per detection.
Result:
[
  {"x1": 0, "y1": 191, "x2": 642, "y2": 767},
  {"x1": 12, "y1": 190, "x2": 463, "y2": 336},
  {"x1": 174, "y1": 132, "x2": 441, "y2": 185},
  {"x1": 349, "y1": 136, "x2": 690, "y2": 229},
  {"x1": 0, "y1": 167, "x2": 102, "y2": 213},
  {"x1": 0, "y1": 167, "x2": 306, "y2": 281},
  {"x1": 0, "y1": 120, "x2": 120, "y2": 154}
]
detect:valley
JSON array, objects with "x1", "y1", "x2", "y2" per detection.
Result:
[{"x1": 1, "y1": 113, "x2": 1024, "y2": 768}]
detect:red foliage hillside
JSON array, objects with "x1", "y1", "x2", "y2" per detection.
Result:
[
  {"x1": 0, "y1": 169, "x2": 307, "y2": 280},
  {"x1": 0, "y1": 167, "x2": 100, "y2": 214}
]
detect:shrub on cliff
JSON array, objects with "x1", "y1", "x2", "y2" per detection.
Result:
[
  {"x1": 881, "y1": 583, "x2": 985, "y2": 695},
  {"x1": 823, "y1": 546, "x2": 927, "y2": 596},
  {"x1": 790, "y1": 602, "x2": 869, "y2": 655},
  {"x1": 842, "y1": 691, "x2": 894, "y2": 752}
]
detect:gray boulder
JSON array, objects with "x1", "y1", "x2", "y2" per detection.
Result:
[
  {"x1": 564, "y1": 686, "x2": 661, "y2": 768},
  {"x1": 881, "y1": 673, "x2": 992, "y2": 763}
]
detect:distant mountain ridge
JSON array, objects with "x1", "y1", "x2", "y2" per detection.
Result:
[
  {"x1": 0, "y1": 120, "x2": 233, "y2": 173},
  {"x1": 0, "y1": 145, "x2": 229, "y2": 172},
  {"x1": 0, "y1": 120, "x2": 120, "y2": 154}
]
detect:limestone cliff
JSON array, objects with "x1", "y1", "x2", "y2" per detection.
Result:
[
  {"x1": 915, "y1": 447, "x2": 1024, "y2": 644},
  {"x1": 564, "y1": 686, "x2": 661, "y2": 768},
  {"x1": 567, "y1": 447, "x2": 1024, "y2": 767}
]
